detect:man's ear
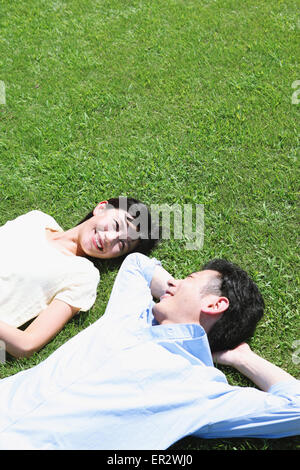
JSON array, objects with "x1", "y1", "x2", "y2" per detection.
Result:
[
  {"x1": 93, "y1": 201, "x2": 108, "y2": 216},
  {"x1": 201, "y1": 297, "x2": 229, "y2": 316}
]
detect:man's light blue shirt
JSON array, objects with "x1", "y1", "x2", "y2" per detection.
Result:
[{"x1": 0, "y1": 253, "x2": 299, "y2": 449}]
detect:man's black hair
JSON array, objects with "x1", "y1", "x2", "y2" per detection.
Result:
[{"x1": 202, "y1": 259, "x2": 265, "y2": 353}]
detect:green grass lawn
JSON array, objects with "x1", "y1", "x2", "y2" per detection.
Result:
[{"x1": 0, "y1": 0, "x2": 299, "y2": 450}]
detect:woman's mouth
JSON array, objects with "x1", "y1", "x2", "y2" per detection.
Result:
[{"x1": 93, "y1": 231, "x2": 103, "y2": 251}]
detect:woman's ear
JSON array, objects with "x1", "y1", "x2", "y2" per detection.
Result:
[{"x1": 93, "y1": 201, "x2": 108, "y2": 216}]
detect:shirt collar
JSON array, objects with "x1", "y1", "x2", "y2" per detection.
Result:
[
  {"x1": 145, "y1": 318, "x2": 213, "y2": 366},
  {"x1": 138, "y1": 302, "x2": 214, "y2": 366}
]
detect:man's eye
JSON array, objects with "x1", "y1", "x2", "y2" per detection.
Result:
[{"x1": 115, "y1": 220, "x2": 120, "y2": 231}]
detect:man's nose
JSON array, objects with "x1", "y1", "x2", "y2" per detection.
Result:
[{"x1": 167, "y1": 278, "x2": 180, "y2": 291}]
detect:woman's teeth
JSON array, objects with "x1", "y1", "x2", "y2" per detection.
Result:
[{"x1": 95, "y1": 232, "x2": 103, "y2": 250}]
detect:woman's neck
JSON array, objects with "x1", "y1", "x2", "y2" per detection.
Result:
[{"x1": 45, "y1": 227, "x2": 81, "y2": 256}]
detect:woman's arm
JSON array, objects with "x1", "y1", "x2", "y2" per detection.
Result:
[
  {"x1": 0, "y1": 300, "x2": 79, "y2": 358},
  {"x1": 213, "y1": 343, "x2": 295, "y2": 392}
]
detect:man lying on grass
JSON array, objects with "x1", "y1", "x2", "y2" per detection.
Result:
[{"x1": 0, "y1": 253, "x2": 299, "y2": 449}]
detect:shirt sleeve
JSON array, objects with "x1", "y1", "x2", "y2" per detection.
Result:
[
  {"x1": 193, "y1": 379, "x2": 300, "y2": 439},
  {"x1": 54, "y1": 266, "x2": 100, "y2": 312},
  {"x1": 103, "y1": 253, "x2": 161, "y2": 321}
]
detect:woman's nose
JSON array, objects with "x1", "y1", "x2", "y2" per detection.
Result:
[{"x1": 105, "y1": 230, "x2": 120, "y2": 244}]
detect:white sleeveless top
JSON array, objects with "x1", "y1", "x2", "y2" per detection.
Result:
[{"x1": 0, "y1": 211, "x2": 100, "y2": 327}]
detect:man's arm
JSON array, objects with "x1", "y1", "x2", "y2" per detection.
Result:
[
  {"x1": 190, "y1": 343, "x2": 300, "y2": 440},
  {"x1": 102, "y1": 253, "x2": 173, "y2": 321},
  {"x1": 213, "y1": 343, "x2": 295, "y2": 392},
  {"x1": 150, "y1": 265, "x2": 174, "y2": 300}
]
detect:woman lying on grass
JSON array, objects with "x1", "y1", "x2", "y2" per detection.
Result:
[{"x1": 0, "y1": 196, "x2": 157, "y2": 358}]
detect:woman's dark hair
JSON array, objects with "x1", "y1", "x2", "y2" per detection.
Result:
[
  {"x1": 202, "y1": 259, "x2": 265, "y2": 353},
  {"x1": 77, "y1": 197, "x2": 159, "y2": 269}
]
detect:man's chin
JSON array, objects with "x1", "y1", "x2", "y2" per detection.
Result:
[
  {"x1": 152, "y1": 305, "x2": 162, "y2": 323},
  {"x1": 159, "y1": 293, "x2": 172, "y2": 301}
]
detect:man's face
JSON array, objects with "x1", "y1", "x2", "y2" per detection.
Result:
[{"x1": 152, "y1": 270, "x2": 222, "y2": 325}]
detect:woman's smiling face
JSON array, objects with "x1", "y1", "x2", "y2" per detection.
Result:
[{"x1": 78, "y1": 202, "x2": 140, "y2": 259}]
